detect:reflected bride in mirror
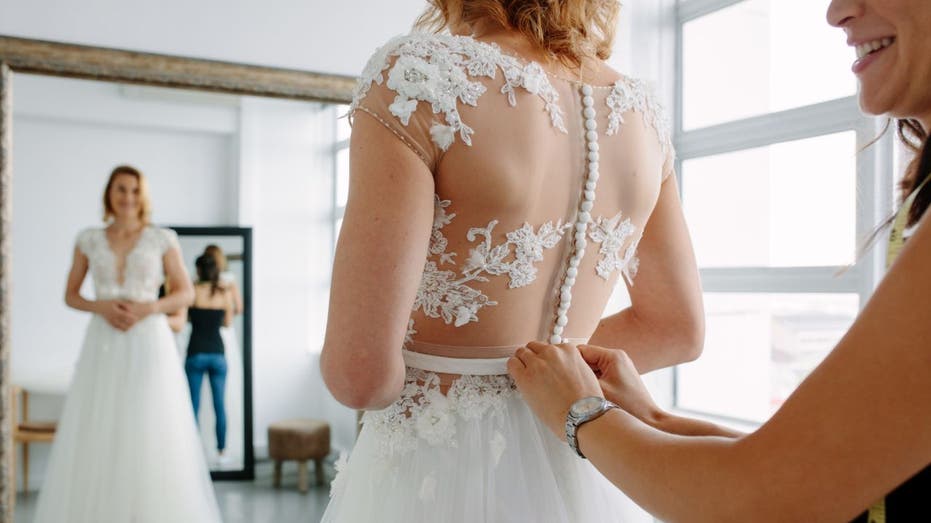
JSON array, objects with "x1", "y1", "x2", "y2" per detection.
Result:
[{"x1": 32, "y1": 165, "x2": 222, "y2": 522}]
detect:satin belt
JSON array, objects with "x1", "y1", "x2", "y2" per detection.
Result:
[{"x1": 403, "y1": 338, "x2": 589, "y2": 376}]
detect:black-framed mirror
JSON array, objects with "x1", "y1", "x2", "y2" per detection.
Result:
[{"x1": 170, "y1": 226, "x2": 254, "y2": 481}]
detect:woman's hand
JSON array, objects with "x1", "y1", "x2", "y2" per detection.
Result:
[
  {"x1": 578, "y1": 344, "x2": 665, "y2": 427},
  {"x1": 508, "y1": 341, "x2": 603, "y2": 441},
  {"x1": 97, "y1": 300, "x2": 139, "y2": 331},
  {"x1": 121, "y1": 301, "x2": 158, "y2": 321}
]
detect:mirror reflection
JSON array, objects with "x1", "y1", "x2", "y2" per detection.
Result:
[{"x1": 10, "y1": 72, "x2": 349, "y2": 522}]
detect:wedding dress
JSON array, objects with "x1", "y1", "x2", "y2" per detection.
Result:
[
  {"x1": 33, "y1": 226, "x2": 222, "y2": 523},
  {"x1": 323, "y1": 33, "x2": 674, "y2": 522}
]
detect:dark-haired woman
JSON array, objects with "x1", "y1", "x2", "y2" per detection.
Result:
[
  {"x1": 185, "y1": 253, "x2": 234, "y2": 463},
  {"x1": 36, "y1": 166, "x2": 221, "y2": 522},
  {"x1": 511, "y1": 1, "x2": 931, "y2": 521}
]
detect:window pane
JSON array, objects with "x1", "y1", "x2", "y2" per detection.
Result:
[
  {"x1": 676, "y1": 293, "x2": 859, "y2": 422},
  {"x1": 682, "y1": 0, "x2": 855, "y2": 130},
  {"x1": 682, "y1": 132, "x2": 856, "y2": 268},
  {"x1": 336, "y1": 147, "x2": 350, "y2": 208},
  {"x1": 336, "y1": 104, "x2": 351, "y2": 142}
]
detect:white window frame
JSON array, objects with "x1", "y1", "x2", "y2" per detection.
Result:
[{"x1": 668, "y1": 0, "x2": 895, "y2": 426}]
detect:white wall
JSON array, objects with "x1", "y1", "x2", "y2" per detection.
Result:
[{"x1": 0, "y1": 0, "x2": 427, "y2": 77}]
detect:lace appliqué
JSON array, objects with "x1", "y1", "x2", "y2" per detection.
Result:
[
  {"x1": 605, "y1": 78, "x2": 673, "y2": 157},
  {"x1": 588, "y1": 212, "x2": 641, "y2": 284},
  {"x1": 361, "y1": 368, "x2": 515, "y2": 459},
  {"x1": 351, "y1": 33, "x2": 567, "y2": 152},
  {"x1": 413, "y1": 197, "x2": 570, "y2": 327}
]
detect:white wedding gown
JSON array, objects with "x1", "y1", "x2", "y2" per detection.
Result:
[
  {"x1": 33, "y1": 226, "x2": 222, "y2": 523},
  {"x1": 323, "y1": 33, "x2": 675, "y2": 522}
]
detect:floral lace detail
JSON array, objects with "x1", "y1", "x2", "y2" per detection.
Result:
[
  {"x1": 605, "y1": 77, "x2": 673, "y2": 157},
  {"x1": 75, "y1": 226, "x2": 177, "y2": 302},
  {"x1": 351, "y1": 33, "x2": 567, "y2": 152},
  {"x1": 361, "y1": 367, "x2": 515, "y2": 458},
  {"x1": 588, "y1": 212, "x2": 641, "y2": 284},
  {"x1": 413, "y1": 197, "x2": 570, "y2": 327}
]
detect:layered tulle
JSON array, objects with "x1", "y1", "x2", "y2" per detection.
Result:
[
  {"x1": 322, "y1": 367, "x2": 651, "y2": 523},
  {"x1": 33, "y1": 314, "x2": 222, "y2": 523}
]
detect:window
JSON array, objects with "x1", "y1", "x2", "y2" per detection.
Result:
[
  {"x1": 334, "y1": 104, "x2": 351, "y2": 245},
  {"x1": 672, "y1": 0, "x2": 894, "y2": 423}
]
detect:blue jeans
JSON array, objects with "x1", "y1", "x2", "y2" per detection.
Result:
[{"x1": 184, "y1": 353, "x2": 228, "y2": 451}]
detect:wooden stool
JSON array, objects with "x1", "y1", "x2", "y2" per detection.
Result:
[
  {"x1": 267, "y1": 419, "x2": 330, "y2": 493},
  {"x1": 12, "y1": 386, "x2": 57, "y2": 493}
]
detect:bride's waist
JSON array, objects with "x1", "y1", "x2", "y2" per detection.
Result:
[{"x1": 403, "y1": 338, "x2": 588, "y2": 376}]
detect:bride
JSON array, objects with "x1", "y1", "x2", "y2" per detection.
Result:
[
  {"x1": 34, "y1": 165, "x2": 222, "y2": 523},
  {"x1": 321, "y1": 1, "x2": 704, "y2": 521}
]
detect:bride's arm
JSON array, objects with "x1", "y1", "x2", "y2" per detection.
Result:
[
  {"x1": 588, "y1": 174, "x2": 705, "y2": 373},
  {"x1": 515, "y1": 215, "x2": 931, "y2": 522},
  {"x1": 320, "y1": 113, "x2": 435, "y2": 410}
]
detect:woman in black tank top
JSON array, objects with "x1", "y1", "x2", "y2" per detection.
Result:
[
  {"x1": 510, "y1": 1, "x2": 931, "y2": 521},
  {"x1": 184, "y1": 254, "x2": 234, "y2": 459}
]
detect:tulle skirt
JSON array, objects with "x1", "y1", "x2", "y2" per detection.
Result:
[
  {"x1": 33, "y1": 314, "x2": 222, "y2": 523},
  {"x1": 322, "y1": 363, "x2": 651, "y2": 522}
]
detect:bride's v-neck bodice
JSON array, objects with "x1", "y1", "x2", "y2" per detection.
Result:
[
  {"x1": 76, "y1": 226, "x2": 180, "y2": 302},
  {"x1": 351, "y1": 33, "x2": 674, "y2": 353}
]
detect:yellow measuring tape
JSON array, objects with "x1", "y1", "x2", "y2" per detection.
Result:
[{"x1": 868, "y1": 175, "x2": 929, "y2": 523}]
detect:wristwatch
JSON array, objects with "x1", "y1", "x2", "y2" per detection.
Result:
[{"x1": 566, "y1": 396, "x2": 619, "y2": 459}]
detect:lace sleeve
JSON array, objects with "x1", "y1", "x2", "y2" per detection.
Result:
[
  {"x1": 158, "y1": 227, "x2": 181, "y2": 255},
  {"x1": 75, "y1": 228, "x2": 96, "y2": 257},
  {"x1": 350, "y1": 37, "x2": 443, "y2": 170},
  {"x1": 607, "y1": 77, "x2": 676, "y2": 182}
]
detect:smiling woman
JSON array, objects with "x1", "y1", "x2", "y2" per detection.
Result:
[
  {"x1": 32, "y1": 165, "x2": 222, "y2": 522},
  {"x1": 510, "y1": 0, "x2": 931, "y2": 521}
]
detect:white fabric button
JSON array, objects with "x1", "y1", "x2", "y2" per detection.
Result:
[
  {"x1": 588, "y1": 142, "x2": 599, "y2": 152},
  {"x1": 581, "y1": 85, "x2": 593, "y2": 96},
  {"x1": 561, "y1": 290, "x2": 572, "y2": 301},
  {"x1": 556, "y1": 316, "x2": 568, "y2": 327},
  {"x1": 550, "y1": 334, "x2": 562, "y2": 344},
  {"x1": 585, "y1": 119, "x2": 597, "y2": 131},
  {"x1": 582, "y1": 95, "x2": 594, "y2": 107},
  {"x1": 588, "y1": 151, "x2": 599, "y2": 162},
  {"x1": 585, "y1": 181, "x2": 596, "y2": 192},
  {"x1": 575, "y1": 238, "x2": 588, "y2": 251},
  {"x1": 584, "y1": 190, "x2": 596, "y2": 201},
  {"x1": 567, "y1": 267, "x2": 578, "y2": 279},
  {"x1": 583, "y1": 108, "x2": 596, "y2": 120},
  {"x1": 586, "y1": 130, "x2": 598, "y2": 141},
  {"x1": 581, "y1": 201, "x2": 594, "y2": 212},
  {"x1": 588, "y1": 170, "x2": 600, "y2": 181},
  {"x1": 569, "y1": 257, "x2": 581, "y2": 268},
  {"x1": 564, "y1": 276, "x2": 576, "y2": 286}
]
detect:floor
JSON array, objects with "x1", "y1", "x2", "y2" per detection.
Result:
[{"x1": 14, "y1": 460, "x2": 331, "y2": 522}]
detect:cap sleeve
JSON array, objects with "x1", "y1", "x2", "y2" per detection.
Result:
[
  {"x1": 158, "y1": 227, "x2": 180, "y2": 255},
  {"x1": 75, "y1": 228, "x2": 97, "y2": 257},
  {"x1": 606, "y1": 77, "x2": 676, "y2": 182},
  {"x1": 349, "y1": 36, "x2": 446, "y2": 170}
]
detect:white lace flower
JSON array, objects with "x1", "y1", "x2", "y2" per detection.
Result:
[
  {"x1": 430, "y1": 124, "x2": 455, "y2": 151},
  {"x1": 588, "y1": 212, "x2": 638, "y2": 281},
  {"x1": 606, "y1": 77, "x2": 673, "y2": 157},
  {"x1": 389, "y1": 97, "x2": 419, "y2": 126},
  {"x1": 415, "y1": 392, "x2": 457, "y2": 447},
  {"x1": 351, "y1": 33, "x2": 568, "y2": 152}
]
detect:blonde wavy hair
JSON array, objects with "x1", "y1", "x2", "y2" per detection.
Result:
[{"x1": 416, "y1": 0, "x2": 621, "y2": 67}]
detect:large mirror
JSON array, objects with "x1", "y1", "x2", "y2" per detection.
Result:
[
  {"x1": 1, "y1": 37, "x2": 357, "y2": 522},
  {"x1": 172, "y1": 227, "x2": 253, "y2": 479}
]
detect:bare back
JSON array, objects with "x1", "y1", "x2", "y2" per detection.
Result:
[{"x1": 349, "y1": 34, "x2": 673, "y2": 351}]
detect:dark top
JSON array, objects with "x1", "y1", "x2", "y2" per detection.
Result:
[
  {"x1": 852, "y1": 465, "x2": 931, "y2": 522},
  {"x1": 187, "y1": 307, "x2": 225, "y2": 356}
]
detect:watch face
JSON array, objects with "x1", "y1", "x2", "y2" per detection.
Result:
[{"x1": 570, "y1": 397, "x2": 604, "y2": 417}]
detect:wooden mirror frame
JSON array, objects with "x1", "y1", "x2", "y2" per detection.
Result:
[{"x1": 0, "y1": 35, "x2": 356, "y2": 521}]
